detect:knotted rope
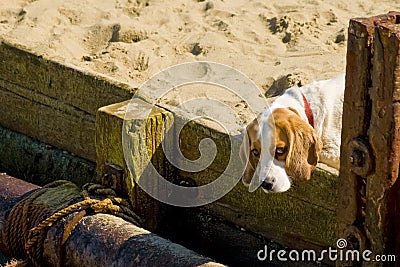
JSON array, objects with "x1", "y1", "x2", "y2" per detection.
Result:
[{"x1": 1, "y1": 180, "x2": 141, "y2": 267}]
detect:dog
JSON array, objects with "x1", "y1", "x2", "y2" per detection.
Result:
[{"x1": 240, "y1": 74, "x2": 345, "y2": 193}]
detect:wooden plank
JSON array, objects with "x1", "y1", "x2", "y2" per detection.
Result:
[
  {"x1": 0, "y1": 40, "x2": 133, "y2": 161},
  {"x1": 0, "y1": 85, "x2": 97, "y2": 161},
  {"x1": 0, "y1": 126, "x2": 95, "y2": 186},
  {"x1": 207, "y1": 189, "x2": 336, "y2": 251},
  {"x1": 366, "y1": 18, "x2": 400, "y2": 260},
  {"x1": 0, "y1": 40, "x2": 133, "y2": 115},
  {"x1": 96, "y1": 100, "x2": 339, "y2": 251},
  {"x1": 159, "y1": 206, "x2": 325, "y2": 267},
  {"x1": 338, "y1": 16, "x2": 376, "y2": 245},
  {"x1": 338, "y1": 13, "x2": 400, "y2": 259},
  {"x1": 338, "y1": 12, "x2": 400, "y2": 266}
]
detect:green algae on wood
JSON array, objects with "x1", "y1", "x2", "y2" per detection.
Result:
[{"x1": 95, "y1": 100, "x2": 338, "y2": 250}]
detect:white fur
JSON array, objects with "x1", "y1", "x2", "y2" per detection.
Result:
[{"x1": 249, "y1": 73, "x2": 345, "y2": 192}]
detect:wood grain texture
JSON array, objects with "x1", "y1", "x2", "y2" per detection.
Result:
[
  {"x1": 96, "y1": 100, "x2": 339, "y2": 251},
  {"x1": 338, "y1": 11, "x2": 400, "y2": 267},
  {"x1": 366, "y1": 17, "x2": 400, "y2": 260},
  {"x1": 0, "y1": 40, "x2": 133, "y2": 161},
  {"x1": 96, "y1": 99, "x2": 173, "y2": 232},
  {"x1": 338, "y1": 15, "x2": 375, "y2": 249}
]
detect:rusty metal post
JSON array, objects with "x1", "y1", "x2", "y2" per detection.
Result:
[
  {"x1": 339, "y1": 11, "x2": 400, "y2": 266},
  {"x1": 0, "y1": 174, "x2": 225, "y2": 267}
]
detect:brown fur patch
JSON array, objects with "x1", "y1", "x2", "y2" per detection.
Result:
[
  {"x1": 272, "y1": 108, "x2": 322, "y2": 180},
  {"x1": 240, "y1": 108, "x2": 322, "y2": 184}
]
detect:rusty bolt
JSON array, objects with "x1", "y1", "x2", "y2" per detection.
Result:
[
  {"x1": 346, "y1": 235, "x2": 360, "y2": 250},
  {"x1": 349, "y1": 149, "x2": 364, "y2": 166},
  {"x1": 348, "y1": 138, "x2": 373, "y2": 178},
  {"x1": 343, "y1": 225, "x2": 367, "y2": 252}
]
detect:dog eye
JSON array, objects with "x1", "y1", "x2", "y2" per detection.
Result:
[
  {"x1": 275, "y1": 147, "x2": 286, "y2": 157},
  {"x1": 251, "y1": 149, "x2": 260, "y2": 157}
]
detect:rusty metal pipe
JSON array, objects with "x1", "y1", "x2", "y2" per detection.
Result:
[{"x1": 0, "y1": 174, "x2": 225, "y2": 267}]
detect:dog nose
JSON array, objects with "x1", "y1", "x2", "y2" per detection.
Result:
[{"x1": 261, "y1": 181, "x2": 273, "y2": 191}]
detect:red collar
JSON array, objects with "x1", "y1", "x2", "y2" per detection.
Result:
[{"x1": 301, "y1": 93, "x2": 314, "y2": 128}]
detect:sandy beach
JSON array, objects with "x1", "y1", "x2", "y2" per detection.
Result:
[
  {"x1": 1, "y1": 0, "x2": 400, "y2": 131},
  {"x1": 1, "y1": 0, "x2": 400, "y2": 95},
  {"x1": 2, "y1": 2, "x2": 400, "y2": 266}
]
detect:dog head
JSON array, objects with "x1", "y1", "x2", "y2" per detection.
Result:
[{"x1": 240, "y1": 107, "x2": 322, "y2": 193}]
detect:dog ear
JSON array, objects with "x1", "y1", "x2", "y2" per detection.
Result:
[
  {"x1": 240, "y1": 119, "x2": 258, "y2": 186},
  {"x1": 239, "y1": 126, "x2": 250, "y2": 166},
  {"x1": 285, "y1": 121, "x2": 321, "y2": 181},
  {"x1": 307, "y1": 132, "x2": 322, "y2": 166},
  {"x1": 239, "y1": 127, "x2": 250, "y2": 165}
]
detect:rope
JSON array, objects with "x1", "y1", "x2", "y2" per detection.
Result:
[{"x1": 1, "y1": 180, "x2": 142, "y2": 267}]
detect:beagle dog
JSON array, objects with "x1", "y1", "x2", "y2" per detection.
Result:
[{"x1": 240, "y1": 74, "x2": 345, "y2": 192}]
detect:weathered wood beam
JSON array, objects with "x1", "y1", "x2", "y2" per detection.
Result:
[
  {"x1": 0, "y1": 40, "x2": 134, "y2": 161},
  {"x1": 96, "y1": 99, "x2": 339, "y2": 251},
  {"x1": 366, "y1": 12, "x2": 400, "y2": 262},
  {"x1": 339, "y1": 11, "x2": 400, "y2": 266},
  {"x1": 338, "y1": 14, "x2": 379, "y2": 256}
]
